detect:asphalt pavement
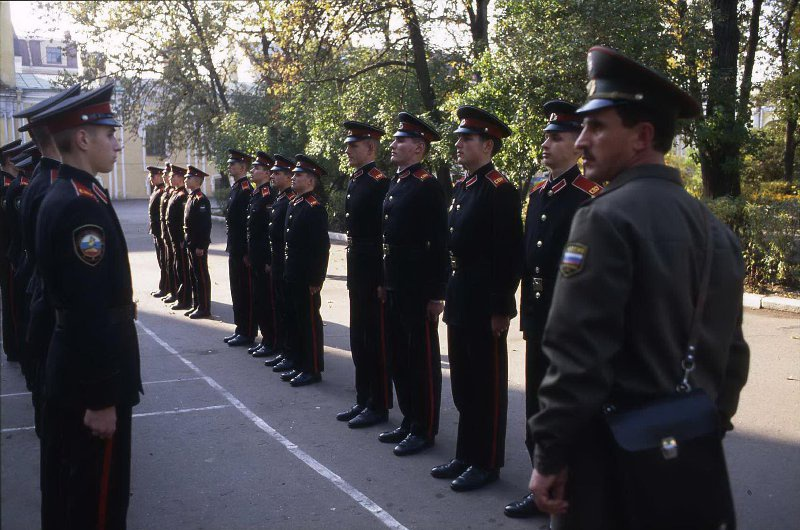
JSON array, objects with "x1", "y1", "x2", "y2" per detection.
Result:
[{"x1": 2, "y1": 199, "x2": 799, "y2": 529}]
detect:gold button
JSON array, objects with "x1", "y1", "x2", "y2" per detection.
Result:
[
  {"x1": 289, "y1": 214, "x2": 292, "y2": 219},
  {"x1": 535, "y1": 292, "x2": 541, "y2": 299},
  {"x1": 347, "y1": 194, "x2": 351, "y2": 199},
  {"x1": 449, "y1": 227, "x2": 454, "y2": 233},
  {"x1": 286, "y1": 228, "x2": 290, "y2": 232},
  {"x1": 536, "y1": 241, "x2": 542, "y2": 247},
  {"x1": 389, "y1": 195, "x2": 393, "y2": 200},
  {"x1": 345, "y1": 213, "x2": 350, "y2": 218},
  {"x1": 547, "y1": 190, "x2": 554, "y2": 197},
  {"x1": 384, "y1": 214, "x2": 388, "y2": 220},
  {"x1": 541, "y1": 214, "x2": 547, "y2": 221},
  {"x1": 535, "y1": 266, "x2": 540, "y2": 273},
  {"x1": 456, "y1": 205, "x2": 461, "y2": 210}
]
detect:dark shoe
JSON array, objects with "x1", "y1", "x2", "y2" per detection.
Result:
[
  {"x1": 163, "y1": 295, "x2": 177, "y2": 304},
  {"x1": 184, "y1": 307, "x2": 197, "y2": 316},
  {"x1": 247, "y1": 343, "x2": 261, "y2": 354},
  {"x1": 504, "y1": 493, "x2": 543, "y2": 518},
  {"x1": 151, "y1": 290, "x2": 167, "y2": 297},
  {"x1": 348, "y1": 409, "x2": 388, "y2": 428},
  {"x1": 227, "y1": 335, "x2": 254, "y2": 347},
  {"x1": 336, "y1": 404, "x2": 365, "y2": 422},
  {"x1": 264, "y1": 355, "x2": 284, "y2": 367},
  {"x1": 272, "y1": 358, "x2": 295, "y2": 372},
  {"x1": 252, "y1": 346, "x2": 274, "y2": 358},
  {"x1": 450, "y1": 466, "x2": 499, "y2": 492},
  {"x1": 280, "y1": 369, "x2": 300, "y2": 382},
  {"x1": 223, "y1": 333, "x2": 238, "y2": 343},
  {"x1": 171, "y1": 302, "x2": 192, "y2": 310},
  {"x1": 189, "y1": 311, "x2": 211, "y2": 320},
  {"x1": 378, "y1": 426, "x2": 410, "y2": 444},
  {"x1": 393, "y1": 434, "x2": 433, "y2": 456},
  {"x1": 289, "y1": 372, "x2": 321, "y2": 387},
  {"x1": 431, "y1": 459, "x2": 469, "y2": 479}
]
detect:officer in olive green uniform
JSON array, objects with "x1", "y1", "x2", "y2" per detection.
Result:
[{"x1": 528, "y1": 46, "x2": 750, "y2": 530}]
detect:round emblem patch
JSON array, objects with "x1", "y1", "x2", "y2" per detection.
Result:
[{"x1": 73, "y1": 225, "x2": 105, "y2": 266}]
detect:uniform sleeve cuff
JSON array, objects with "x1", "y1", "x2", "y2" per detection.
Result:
[{"x1": 533, "y1": 444, "x2": 568, "y2": 475}]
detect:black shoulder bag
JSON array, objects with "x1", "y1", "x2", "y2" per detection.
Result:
[{"x1": 603, "y1": 207, "x2": 736, "y2": 530}]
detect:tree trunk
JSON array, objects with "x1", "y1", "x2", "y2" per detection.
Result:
[
  {"x1": 785, "y1": 116, "x2": 798, "y2": 183},
  {"x1": 737, "y1": 0, "x2": 763, "y2": 122},
  {"x1": 778, "y1": 0, "x2": 799, "y2": 181},
  {"x1": 183, "y1": 0, "x2": 231, "y2": 113},
  {"x1": 465, "y1": 0, "x2": 490, "y2": 59},
  {"x1": 699, "y1": 0, "x2": 742, "y2": 198}
]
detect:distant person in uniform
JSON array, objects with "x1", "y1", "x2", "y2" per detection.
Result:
[
  {"x1": 165, "y1": 164, "x2": 192, "y2": 312},
  {"x1": 223, "y1": 149, "x2": 256, "y2": 347},
  {"x1": 505, "y1": 100, "x2": 601, "y2": 519},
  {"x1": 35, "y1": 81, "x2": 142, "y2": 530},
  {"x1": 528, "y1": 46, "x2": 750, "y2": 530},
  {"x1": 433, "y1": 106, "x2": 522, "y2": 491},
  {"x1": 160, "y1": 163, "x2": 178, "y2": 303},
  {"x1": 0, "y1": 139, "x2": 22, "y2": 361},
  {"x1": 336, "y1": 121, "x2": 393, "y2": 429},
  {"x1": 183, "y1": 165, "x2": 212, "y2": 319},
  {"x1": 146, "y1": 166, "x2": 169, "y2": 298},
  {"x1": 378, "y1": 112, "x2": 447, "y2": 457}
]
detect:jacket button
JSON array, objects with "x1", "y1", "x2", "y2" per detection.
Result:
[
  {"x1": 286, "y1": 228, "x2": 290, "y2": 232},
  {"x1": 289, "y1": 214, "x2": 292, "y2": 219},
  {"x1": 345, "y1": 213, "x2": 350, "y2": 218},
  {"x1": 347, "y1": 194, "x2": 351, "y2": 199},
  {"x1": 449, "y1": 227, "x2": 454, "y2": 233},
  {"x1": 384, "y1": 214, "x2": 388, "y2": 220},
  {"x1": 535, "y1": 266, "x2": 540, "y2": 273},
  {"x1": 535, "y1": 292, "x2": 541, "y2": 299},
  {"x1": 456, "y1": 204, "x2": 460, "y2": 210},
  {"x1": 541, "y1": 214, "x2": 547, "y2": 221},
  {"x1": 389, "y1": 195, "x2": 393, "y2": 200},
  {"x1": 536, "y1": 240, "x2": 542, "y2": 247},
  {"x1": 547, "y1": 190, "x2": 554, "y2": 197}
]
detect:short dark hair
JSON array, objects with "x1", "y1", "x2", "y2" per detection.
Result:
[
  {"x1": 411, "y1": 137, "x2": 429, "y2": 156},
  {"x1": 480, "y1": 134, "x2": 502, "y2": 156},
  {"x1": 53, "y1": 129, "x2": 75, "y2": 153},
  {"x1": 614, "y1": 104, "x2": 676, "y2": 153}
]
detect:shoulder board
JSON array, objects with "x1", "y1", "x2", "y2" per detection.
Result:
[
  {"x1": 196, "y1": 191, "x2": 205, "y2": 198},
  {"x1": 261, "y1": 187, "x2": 271, "y2": 197},
  {"x1": 572, "y1": 175, "x2": 603, "y2": 197},
  {"x1": 241, "y1": 180, "x2": 252, "y2": 191},
  {"x1": 71, "y1": 180, "x2": 97, "y2": 202},
  {"x1": 21, "y1": 177, "x2": 30, "y2": 186},
  {"x1": 485, "y1": 170, "x2": 509, "y2": 188},
  {"x1": 305, "y1": 195, "x2": 320, "y2": 207},
  {"x1": 286, "y1": 191, "x2": 297, "y2": 200},
  {"x1": 368, "y1": 167, "x2": 387, "y2": 181},
  {"x1": 412, "y1": 168, "x2": 433, "y2": 181},
  {"x1": 3, "y1": 176, "x2": 13, "y2": 186}
]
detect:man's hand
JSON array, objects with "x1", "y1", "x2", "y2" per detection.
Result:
[
  {"x1": 264, "y1": 264, "x2": 271, "y2": 274},
  {"x1": 491, "y1": 315, "x2": 510, "y2": 337},
  {"x1": 309, "y1": 285, "x2": 321, "y2": 295},
  {"x1": 84, "y1": 406, "x2": 117, "y2": 439},
  {"x1": 243, "y1": 254, "x2": 251, "y2": 267},
  {"x1": 426, "y1": 300, "x2": 444, "y2": 322},
  {"x1": 377, "y1": 286, "x2": 387, "y2": 303},
  {"x1": 195, "y1": 248, "x2": 205, "y2": 257},
  {"x1": 530, "y1": 467, "x2": 569, "y2": 515}
]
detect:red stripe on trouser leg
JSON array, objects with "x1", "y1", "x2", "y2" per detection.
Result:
[
  {"x1": 424, "y1": 320, "x2": 434, "y2": 439},
  {"x1": 310, "y1": 291, "x2": 319, "y2": 373},
  {"x1": 97, "y1": 437, "x2": 114, "y2": 530}
]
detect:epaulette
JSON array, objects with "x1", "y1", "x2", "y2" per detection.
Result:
[
  {"x1": 572, "y1": 175, "x2": 603, "y2": 197},
  {"x1": 71, "y1": 180, "x2": 97, "y2": 202},
  {"x1": 412, "y1": 168, "x2": 433, "y2": 181},
  {"x1": 241, "y1": 180, "x2": 252, "y2": 191},
  {"x1": 21, "y1": 176, "x2": 30, "y2": 186},
  {"x1": 261, "y1": 186, "x2": 271, "y2": 197},
  {"x1": 286, "y1": 191, "x2": 297, "y2": 200},
  {"x1": 3, "y1": 176, "x2": 13, "y2": 186},
  {"x1": 305, "y1": 195, "x2": 321, "y2": 207},
  {"x1": 485, "y1": 169, "x2": 509, "y2": 188},
  {"x1": 368, "y1": 167, "x2": 387, "y2": 181}
]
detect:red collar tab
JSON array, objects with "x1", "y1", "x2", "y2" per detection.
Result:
[
  {"x1": 368, "y1": 167, "x2": 386, "y2": 181},
  {"x1": 551, "y1": 179, "x2": 567, "y2": 195},
  {"x1": 465, "y1": 175, "x2": 478, "y2": 187}
]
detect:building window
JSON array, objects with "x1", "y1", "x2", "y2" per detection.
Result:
[
  {"x1": 145, "y1": 126, "x2": 167, "y2": 157},
  {"x1": 46, "y1": 47, "x2": 62, "y2": 64}
]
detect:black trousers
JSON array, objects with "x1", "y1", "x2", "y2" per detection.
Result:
[
  {"x1": 1, "y1": 257, "x2": 18, "y2": 360},
  {"x1": 187, "y1": 249, "x2": 211, "y2": 313},
  {"x1": 163, "y1": 240, "x2": 178, "y2": 297},
  {"x1": 228, "y1": 255, "x2": 255, "y2": 338},
  {"x1": 286, "y1": 281, "x2": 324, "y2": 374},
  {"x1": 524, "y1": 332, "x2": 548, "y2": 460},
  {"x1": 253, "y1": 267, "x2": 276, "y2": 348},
  {"x1": 153, "y1": 236, "x2": 168, "y2": 293},
  {"x1": 41, "y1": 402, "x2": 133, "y2": 530},
  {"x1": 271, "y1": 269, "x2": 289, "y2": 356},
  {"x1": 448, "y1": 323, "x2": 508, "y2": 470},
  {"x1": 385, "y1": 291, "x2": 441, "y2": 438},
  {"x1": 26, "y1": 282, "x2": 54, "y2": 439},
  {"x1": 13, "y1": 263, "x2": 34, "y2": 386},
  {"x1": 172, "y1": 244, "x2": 192, "y2": 306},
  {"x1": 348, "y1": 287, "x2": 392, "y2": 411}
]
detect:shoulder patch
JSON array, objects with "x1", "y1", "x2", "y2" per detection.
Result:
[
  {"x1": 71, "y1": 180, "x2": 97, "y2": 202},
  {"x1": 305, "y1": 195, "x2": 320, "y2": 207},
  {"x1": 486, "y1": 169, "x2": 509, "y2": 187},
  {"x1": 368, "y1": 167, "x2": 387, "y2": 181},
  {"x1": 73, "y1": 225, "x2": 105, "y2": 266},
  {"x1": 412, "y1": 168, "x2": 433, "y2": 181},
  {"x1": 572, "y1": 175, "x2": 603, "y2": 197},
  {"x1": 560, "y1": 243, "x2": 587, "y2": 278},
  {"x1": 529, "y1": 174, "x2": 547, "y2": 195}
]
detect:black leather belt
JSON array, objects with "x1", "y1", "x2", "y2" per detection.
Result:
[
  {"x1": 382, "y1": 242, "x2": 430, "y2": 257},
  {"x1": 347, "y1": 236, "x2": 380, "y2": 248},
  {"x1": 56, "y1": 303, "x2": 137, "y2": 327}
]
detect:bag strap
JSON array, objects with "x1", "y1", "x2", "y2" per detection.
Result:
[{"x1": 677, "y1": 205, "x2": 714, "y2": 393}]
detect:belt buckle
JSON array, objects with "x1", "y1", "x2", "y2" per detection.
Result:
[
  {"x1": 532, "y1": 277, "x2": 544, "y2": 292},
  {"x1": 346, "y1": 236, "x2": 353, "y2": 247},
  {"x1": 382, "y1": 243, "x2": 389, "y2": 257},
  {"x1": 450, "y1": 256, "x2": 458, "y2": 270}
]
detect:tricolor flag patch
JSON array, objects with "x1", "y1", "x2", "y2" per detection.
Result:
[
  {"x1": 560, "y1": 243, "x2": 587, "y2": 277},
  {"x1": 529, "y1": 174, "x2": 547, "y2": 195}
]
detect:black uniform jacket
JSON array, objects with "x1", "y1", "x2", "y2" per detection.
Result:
[
  {"x1": 166, "y1": 187, "x2": 188, "y2": 245},
  {"x1": 148, "y1": 184, "x2": 165, "y2": 237},
  {"x1": 284, "y1": 191, "x2": 330, "y2": 286},
  {"x1": 36, "y1": 165, "x2": 142, "y2": 410},
  {"x1": 444, "y1": 163, "x2": 522, "y2": 326},
  {"x1": 520, "y1": 165, "x2": 601, "y2": 337},
  {"x1": 159, "y1": 187, "x2": 173, "y2": 246},
  {"x1": 225, "y1": 176, "x2": 253, "y2": 256},
  {"x1": 529, "y1": 164, "x2": 750, "y2": 474},
  {"x1": 268, "y1": 188, "x2": 295, "y2": 275},
  {"x1": 247, "y1": 182, "x2": 275, "y2": 269},
  {"x1": 20, "y1": 158, "x2": 61, "y2": 271},
  {"x1": 183, "y1": 188, "x2": 211, "y2": 250},
  {"x1": 381, "y1": 163, "x2": 448, "y2": 300},
  {"x1": 345, "y1": 162, "x2": 389, "y2": 290},
  {"x1": 4, "y1": 173, "x2": 30, "y2": 268}
]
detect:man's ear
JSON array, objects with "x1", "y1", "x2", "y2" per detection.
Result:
[
  {"x1": 74, "y1": 128, "x2": 92, "y2": 153},
  {"x1": 633, "y1": 121, "x2": 655, "y2": 153}
]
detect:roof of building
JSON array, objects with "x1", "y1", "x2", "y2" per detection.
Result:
[{"x1": 15, "y1": 73, "x2": 57, "y2": 90}]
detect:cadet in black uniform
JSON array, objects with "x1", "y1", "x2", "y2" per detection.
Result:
[
  {"x1": 505, "y1": 101, "x2": 601, "y2": 518},
  {"x1": 265, "y1": 155, "x2": 296, "y2": 370},
  {"x1": 147, "y1": 166, "x2": 168, "y2": 297},
  {"x1": 336, "y1": 121, "x2": 393, "y2": 428},
  {"x1": 247, "y1": 152, "x2": 277, "y2": 357},
  {"x1": 165, "y1": 164, "x2": 192, "y2": 311},
  {"x1": 280, "y1": 154, "x2": 330, "y2": 387},
  {"x1": 0, "y1": 139, "x2": 22, "y2": 361},
  {"x1": 528, "y1": 47, "x2": 750, "y2": 529},
  {"x1": 183, "y1": 165, "x2": 212, "y2": 319},
  {"x1": 432, "y1": 106, "x2": 522, "y2": 491},
  {"x1": 35, "y1": 81, "x2": 142, "y2": 530},
  {"x1": 378, "y1": 113, "x2": 448, "y2": 456},
  {"x1": 160, "y1": 164, "x2": 178, "y2": 303},
  {"x1": 223, "y1": 149, "x2": 256, "y2": 347}
]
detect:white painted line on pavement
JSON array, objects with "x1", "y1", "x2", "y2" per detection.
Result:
[
  {"x1": 0, "y1": 377, "x2": 205, "y2": 399},
  {"x1": 135, "y1": 320, "x2": 408, "y2": 530},
  {"x1": 1, "y1": 404, "x2": 232, "y2": 433}
]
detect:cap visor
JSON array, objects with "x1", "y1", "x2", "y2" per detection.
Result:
[
  {"x1": 454, "y1": 126, "x2": 484, "y2": 135},
  {"x1": 544, "y1": 123, "x2": 582, "y2": 133},
  {"x1": 575, "y1": 98, "x2": 620, "y2": 115}
]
